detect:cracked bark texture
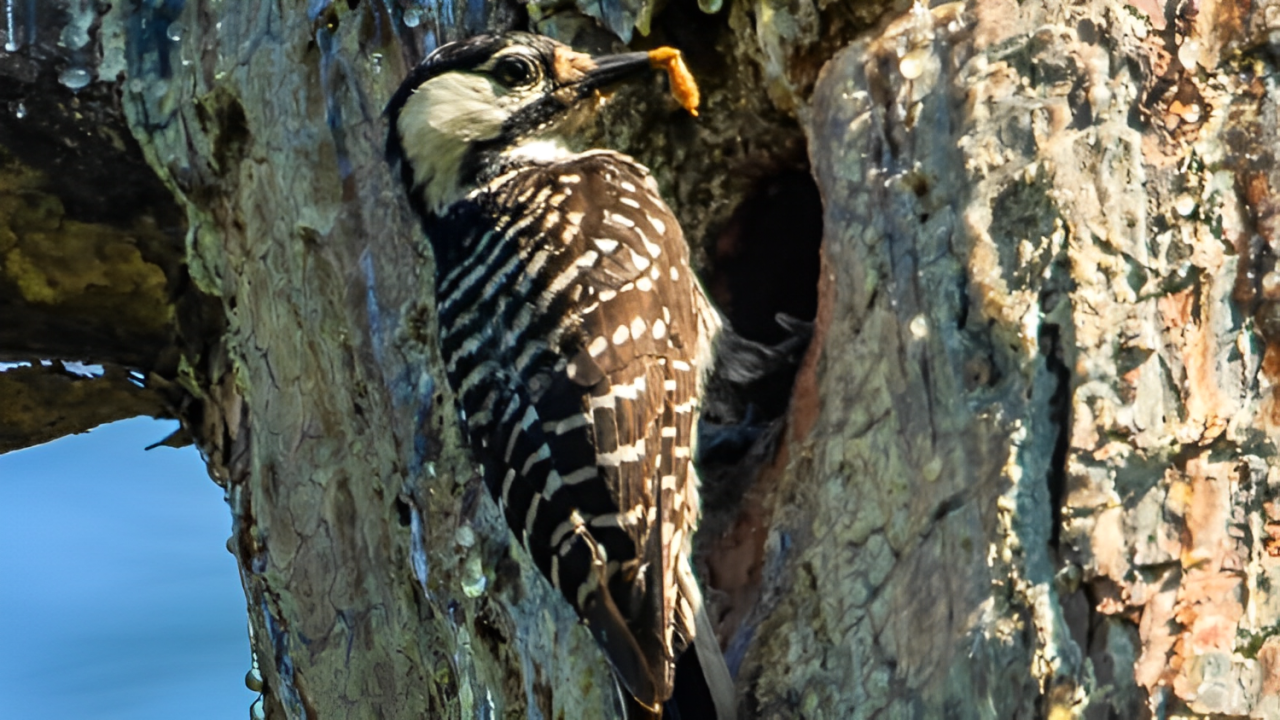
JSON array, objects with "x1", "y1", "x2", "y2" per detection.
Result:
[{"x1": 3, "y1": 0, "x2": 1279, "y2": 718}]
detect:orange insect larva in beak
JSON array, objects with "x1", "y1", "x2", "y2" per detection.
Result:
[{"x1": 648, "y1": 47, "x2": 700, "y2": 117}]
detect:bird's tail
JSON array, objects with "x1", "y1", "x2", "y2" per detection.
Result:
[{"x1": 662, "y1": 567, "x2": 736, "y2": 720}]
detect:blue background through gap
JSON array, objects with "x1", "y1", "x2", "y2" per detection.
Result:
[{"x1": 0, "y1": 417, "x2": 255, "y2": 718}]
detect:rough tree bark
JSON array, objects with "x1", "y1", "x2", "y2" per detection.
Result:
[{"x1": 2, "y1": 0, "x2": 1278, "y2": 718}]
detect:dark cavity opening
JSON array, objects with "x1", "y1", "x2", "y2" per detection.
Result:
[
  {"x1": 706, "y1": 168, "x2": 823, "y2": 346},
  {"x1": 695, "y1": 166, "x2": 822, "y2": 476},
  {"x1": 1039, "y1": 323, "x2": 1071, "y2": 548}
]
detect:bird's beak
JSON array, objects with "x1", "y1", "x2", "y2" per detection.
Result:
[
  {"x1": 575, "y1": 51, "x2": 655, "y2": 95},
  {"x1": 573, "y1": 47, "x2": 700, "y2": 116}
]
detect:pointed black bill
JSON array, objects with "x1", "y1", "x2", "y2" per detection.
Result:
[{"x1": 575, "y1": 51, "x2": 654, "y2": 96}]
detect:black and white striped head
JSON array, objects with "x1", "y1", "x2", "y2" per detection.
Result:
[{"x1": 385, "y1": 33, "x2": 655, "y2": 217}]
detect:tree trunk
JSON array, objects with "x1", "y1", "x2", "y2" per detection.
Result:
[{"x1": 3, "y1": 0, "x2": 1278, "y2": 718}]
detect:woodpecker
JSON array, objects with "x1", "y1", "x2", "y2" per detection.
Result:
[{"x1": 385, "y1": 33, "x2": 735, "y2": 719}]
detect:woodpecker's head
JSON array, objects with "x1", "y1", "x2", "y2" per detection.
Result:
[{"x1": 386, "y1": 33, "x2": 658, "y2": 217}]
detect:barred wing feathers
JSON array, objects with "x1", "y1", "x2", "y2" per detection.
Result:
[{"x1": 430, "y1": 151, "x2": 717, "y2": 710}]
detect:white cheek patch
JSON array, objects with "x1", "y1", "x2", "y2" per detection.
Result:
[
  {"x1": 398, "y1": 72, "x2": 510, "y2": 212},
  {"x1": 418, "y1": 72, "x2": 509, "y2": 139}
]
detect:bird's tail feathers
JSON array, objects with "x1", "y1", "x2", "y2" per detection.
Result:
[{"x1": 662, "y1": 568, "x2": 736, "y2": 720}]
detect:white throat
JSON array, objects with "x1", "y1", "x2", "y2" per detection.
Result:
[{"x1": 500, "y1": 137, "x2": 573, "y2": 165}]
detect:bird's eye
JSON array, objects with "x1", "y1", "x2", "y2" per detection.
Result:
[{"x1": 493, "y1": 56, "x2": 539, "y2": 88}]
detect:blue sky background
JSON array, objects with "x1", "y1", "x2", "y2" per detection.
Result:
[{"x1": 0, "y1": 416, "x2": 256, "y2": 719}]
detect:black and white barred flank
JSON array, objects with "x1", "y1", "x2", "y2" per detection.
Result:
[{"x1": 435, "y1": 150, "x2": 719, "y2": 705}]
